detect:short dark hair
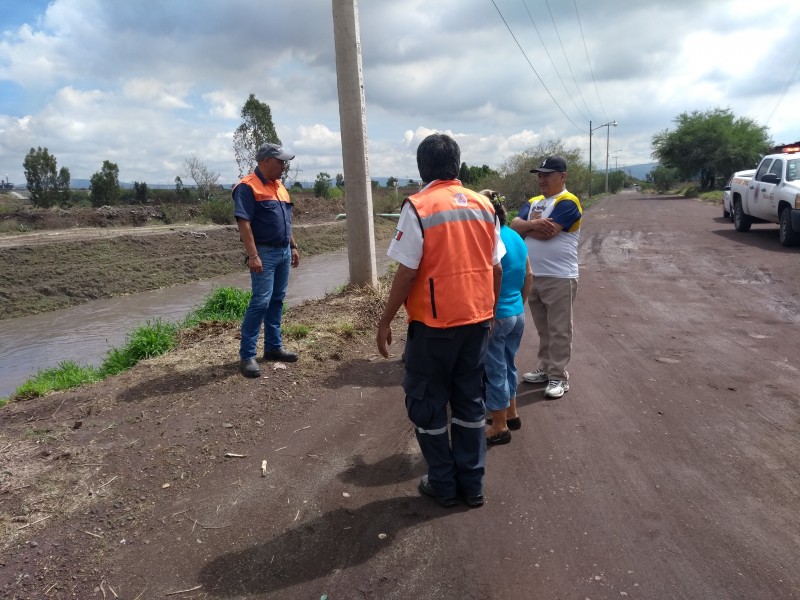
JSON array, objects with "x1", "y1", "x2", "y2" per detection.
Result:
[{"x1": 416, "y1": 133, "x2": 460, "y2": 183}]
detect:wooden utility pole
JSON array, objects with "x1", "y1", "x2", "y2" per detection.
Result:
[{"x1": 332, "y1": 0, "x2": 377, "y2": 287}]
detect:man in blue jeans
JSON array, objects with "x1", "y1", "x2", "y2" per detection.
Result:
[{"x1": 233, "y1": 143, "x2": 300, "y2": 378}]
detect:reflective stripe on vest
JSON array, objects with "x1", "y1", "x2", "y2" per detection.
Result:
[{"x1": 405, "y1": 181, "x2": 496, "y2": 328}]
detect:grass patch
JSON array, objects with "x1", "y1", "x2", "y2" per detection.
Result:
[
  {"x1": 183, "y1": 286, "x2": 250, "y2": 327},
  {"x1": 3, "y1": 286, "x2": 252, "y2": 404},
  {"x1": 698, "y1": 190, "x2": 724, "y2": 203},
  {"x1": 100, "y1": 319, "x2": 180, "y2": 376},
  {"x1": 11, "y1": 361, "x2": 102, "y2": 401},
  {"x1": 283, "y1": 323, "x2": 311, "y2": 340}
]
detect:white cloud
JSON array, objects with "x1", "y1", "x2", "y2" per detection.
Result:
[{"x1": 0, "y1": 0, "x2": 799, "y2": 188}]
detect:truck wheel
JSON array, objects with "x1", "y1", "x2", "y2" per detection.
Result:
[
  {"x1": 779, "y1": 209, "x2": 800, "y2": 247},
  {"x1": 734, "y1": 201, "x2": 752, "y2": 232}
]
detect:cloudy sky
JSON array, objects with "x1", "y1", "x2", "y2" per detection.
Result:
[{"x1": 1, "y1": 0, "x2": 799, "y2": 188}]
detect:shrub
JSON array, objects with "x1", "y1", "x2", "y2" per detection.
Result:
[
  {"x1": 100, "y1": 319, "x2": 179, "y2": 376},
  {"x1": 199, "y1": 198, "x2": 235, "y2": 224},
  {"x1": 183, "y1": 286, "x2": 250, "y2": 326}
]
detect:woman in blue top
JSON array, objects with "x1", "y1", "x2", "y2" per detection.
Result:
[{"x1": 481, "y1": 190, "x2": 533, "y2": 445}]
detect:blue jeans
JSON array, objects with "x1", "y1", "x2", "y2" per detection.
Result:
[
  {"x1": 239, "y1": 245, "x2": 291, "y2": 360},
  {"x1": 484, "y1": 312, "x2": 525, "y2": 412}
]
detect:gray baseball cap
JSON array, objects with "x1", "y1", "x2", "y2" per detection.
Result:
[{"x1": 255, "y1": 143, "x2": 295, "y2": 162}]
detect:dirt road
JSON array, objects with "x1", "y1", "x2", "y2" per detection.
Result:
[{"x1": 1, "y1": 191, "x2": 799, "y2": 599}]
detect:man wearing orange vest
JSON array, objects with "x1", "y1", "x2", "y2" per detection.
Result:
[
  {"x1": 233, "y1": 143, "x2": 300, "y2": 379},
  {"x1": 377, "y1": 133, "x2": 504, "y2": 508}
]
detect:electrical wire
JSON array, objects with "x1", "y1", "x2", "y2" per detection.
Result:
[
  {"x1": 544, "y1": 0, "x2": 594, "y2": 121},
  {"x1": 763, "y1": 41, "x2": 800, "y2": 132},
  {"x1": 521, "y1": 0, "x2": 589, "y2": 123},
  {"x1": 490, "y1": 0, "x2": 584, "y2": 133},
  {"x1": 573, "y1": 0, "x2": 607, "y2": 122}
]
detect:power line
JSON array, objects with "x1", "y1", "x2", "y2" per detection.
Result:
[
  {"x1": 573, "y1": 0, "x2": 607, "y2": 122},
  {"x1": 521, "y1": 0, "x2": 589, "y2": 123},
  {"x1": 764, "y1": 40, "x2": 800, "y2": 132},
  {"x1": 490, "y1": 0, "x2": 584, "y2": 133},
  {"x1": 544, "y1": 0, "x2": 594, "y2": 121}
]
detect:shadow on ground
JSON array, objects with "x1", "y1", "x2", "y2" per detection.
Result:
[{"x1": 198, "y1": 496, "x2": 454, "y2": 596}]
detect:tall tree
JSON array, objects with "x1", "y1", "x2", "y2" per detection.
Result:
[
  {"x1": 233, "y1": 93, "x2": 281, "y2": 178},
  {"x1": 23, "y1": 147, "x2": 71, "y2": 207},
  {"x1": 480, "y1": 141, "x2": 586, "y2": 203},
  {"x1": 184, "y1": 156, "x2": 220, "y2": 201},
  {"x1": 89, "y1": 160, "x2": 121, "y2": 207},
  {"x1": 652, "y1": 108, "x2": 771, "y2": 190},
  {"x1": 313, "y1": 172, "x2": 332, "y2": 199},
  {"x1": 132, "y1": 181, "x2": 149, "y2": 204}
]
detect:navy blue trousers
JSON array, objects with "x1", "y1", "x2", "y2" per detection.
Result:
[{"x1": 403, "y1": 320, "x2": 489, "y2": 499}]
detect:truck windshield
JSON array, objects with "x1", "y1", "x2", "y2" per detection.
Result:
[{"x1": 787, "y1": 159, "x2": 800, "y2": 182}]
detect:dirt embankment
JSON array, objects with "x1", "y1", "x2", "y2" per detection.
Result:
[{"x1": 0, "y1": 196, "x2": 395, "y2": 320}]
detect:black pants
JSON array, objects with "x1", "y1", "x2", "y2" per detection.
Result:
[{"x1": 402, "y1": 320, "x2": 489, "y2": 498}]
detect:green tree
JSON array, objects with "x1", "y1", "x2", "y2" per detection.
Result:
[
  {"x1": 132, "y1": 181, "x2": 149, "y2": 204},
  {"x1": 174, "y1": 176, "x2": 190, "y2": 200},
  {"x1": 651, "y1": 107, "x2": 771, "y2": 190},
  {"x1": 479, "y1": 141, "x2": 586, "y2": 205},
  {"x1": 649, "y1": 164, "x2": 679, "y2": 194},
  {"x1": 233, "y1": 93, "x2": 281, "y2": 178},
  {"x1": 23, "y1": 147, "x2": 71, "y2": 207},
  {"x1": 386, "y1": 176, "x2": 399, "y2": 189},
  {"x1": 458, "y1": 162, "x2": 471, "y2": 184},
  {"x1": 184, "y1": 156, "x2": 220, "y2": 202},
  {"x1": 90, "y1": 160, "x2": 121, "y2": 207},
  {"x1": 335, "y1": 173, "x2": 345, "y2": 188},
  {"x1": 314, "y1": 172, "x2": 332, "y2": 199},
  {"x1": 466, "y1": 164, "x2": 499, "y2": 189}
]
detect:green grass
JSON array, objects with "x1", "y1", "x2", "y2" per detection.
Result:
[
  {"x1": 183, "y1": 286, "x2": 251, "y2": 327},
  {"x1": 100, "y1": 319, "x2": 180, "y2": 376},
  {"x1": 283, "y1": 323, "x2": 311, "y2": 340},
  {"x1": 11, "y1": 361, "x2": 102, "y2": 401},
  {"x1": 2, "y1": 286, "x2": 252, "y2": 405}
]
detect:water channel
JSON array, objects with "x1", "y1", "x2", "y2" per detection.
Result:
[{"x1": 0, "y1": 246, "x2": 392, "y2": 399}]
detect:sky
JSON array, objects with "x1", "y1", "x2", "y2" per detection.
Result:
[{"x1": 1, "y1": 0, "x2": 799, "y2": 188}]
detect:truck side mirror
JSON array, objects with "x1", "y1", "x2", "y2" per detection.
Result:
[{"x1": 761, "y1": 173, "x2": 780, "y2": 184}]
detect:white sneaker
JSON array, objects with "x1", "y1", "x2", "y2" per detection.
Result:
[
  {"x1": 544, "y1": 379, "x2": 569, "y2": 399},
  {"x1": 522, "y1": 369, "x2": 548, "y2": 383}
]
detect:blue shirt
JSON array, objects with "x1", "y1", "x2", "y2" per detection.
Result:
[
  {"x1": 518, "y1": 196, "x2": 581, "y2": 232},
  {"x1": 496, "y1": 225, "x2": 528, "y2": 318},
  {"x1": 232, "y1": 168, "x2": 293, "y2": 246}
]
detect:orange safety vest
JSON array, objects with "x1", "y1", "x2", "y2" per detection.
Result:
[
  {"x1": 404, "y1": 181, "x2": 497, "y2": 328},
  {"x1": 236, "y1": 173, "x2": 291, "y2": 204}
]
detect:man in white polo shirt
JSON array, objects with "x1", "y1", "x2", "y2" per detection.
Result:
[{"x1": 510, "y1": 156, "x2": 582, "y2": 399}]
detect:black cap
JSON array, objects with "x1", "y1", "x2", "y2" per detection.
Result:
[{"x1": 531, "y1": 156, "x2": 567, "y2": 173}]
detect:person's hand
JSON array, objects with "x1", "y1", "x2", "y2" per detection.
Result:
[
  {"x1": 529, "y1": 218, "x2": 557, "y2": 237},
  {"x1": 377, "y1": 320, "x2": 393, "y2": 358},
  {"x1": 291, "y1": 248, "x2": 300, "y2": 268},
  {"x1": 248, "y1": 255, "x2": 263, "y2": 273}
]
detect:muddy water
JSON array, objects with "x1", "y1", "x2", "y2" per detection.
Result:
[{"x1": 0, "y1": 246, "x2": 393, "y2": 398}]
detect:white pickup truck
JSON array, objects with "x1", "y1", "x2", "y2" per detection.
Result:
[{"x1": 730, "y1": 148, "x2": 800, "y2": 246}]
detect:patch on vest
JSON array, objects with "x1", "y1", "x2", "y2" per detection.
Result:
[
  {"x1": 394, "y1": 228, "x2": 403, "y2": 241},
  {"x1": 454, "y1": 192, "x2": 468, "y2": 206}
]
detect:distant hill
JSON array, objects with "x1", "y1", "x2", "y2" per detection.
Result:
[{"x1": 622, "y1": 163, "x2": 657, "y2": 180}]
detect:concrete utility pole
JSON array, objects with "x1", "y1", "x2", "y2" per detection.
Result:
[{"x1": 332, "y1": 0, "x2": 377, "y2": 287}]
